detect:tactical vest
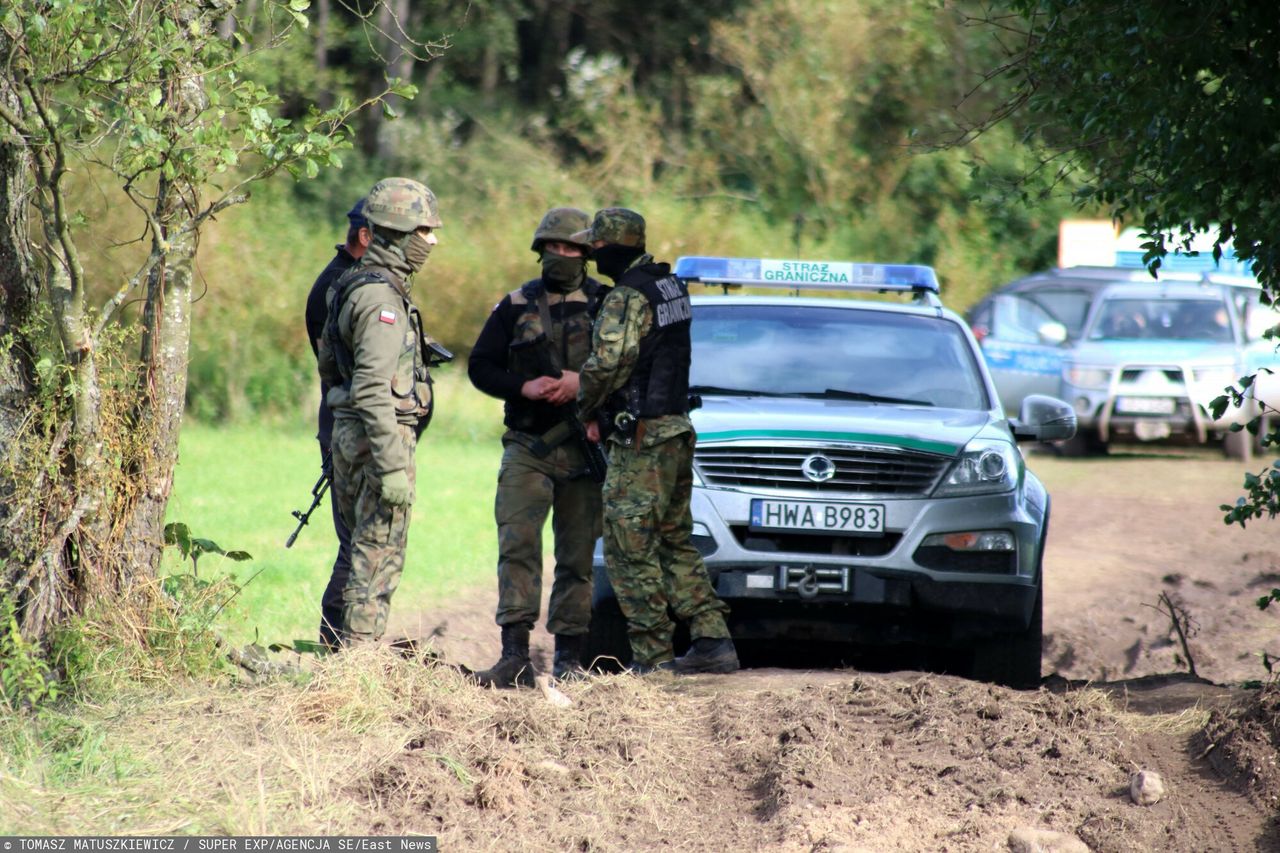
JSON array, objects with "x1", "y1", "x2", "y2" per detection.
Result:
[
  {"x1": 615, "y1": 266, "x2": 692, "y2": 418},
  {"x1": 324, "y1": 264, "x2": 435, "y2": 424},
  {"x1": 504, "y1": 277, "x2": 605, "y2": 433}
]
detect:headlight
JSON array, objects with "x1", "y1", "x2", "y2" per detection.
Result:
[
  {"x1": 934, "y1": 439, "x2": 1019, "y2": 497},
  {"x1": 1063, "y1": 364, "x2": 1111, "y2": 390}
]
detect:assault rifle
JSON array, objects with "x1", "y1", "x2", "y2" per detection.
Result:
[{"x1": 286, "y1": 452, "x2": 331, "y2": 548}]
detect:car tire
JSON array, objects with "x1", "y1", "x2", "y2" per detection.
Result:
[
  {"x1": 1223, "y1": 428, "x2": 1253, "y2": 462},
  {"x1": 582, "y1": 596, "x2": 631, "y2": 672},
  {"x1": 582, "y1": 563, "x2": 632, "y2": 672},
  {"x1": 968, "y1": 584, "x2": 1043, "y2": 689}
]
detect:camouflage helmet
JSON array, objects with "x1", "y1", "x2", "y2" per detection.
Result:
[
  {"x1": 362, "y1": 177, "x2": 442, "y2": 232},
  {"x1": 530, "y1": 206, "x2": 592, "y2": 253},
  {"x1": 570, "y1": 207, "x2": 645, "y2": 248}
]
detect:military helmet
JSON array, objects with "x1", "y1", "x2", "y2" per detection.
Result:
[
  {"x1": 362, "y1": 177, "x2": 442, "y2": 232},
  {"x1": 530, "y1": 206, "x2": 592, "y2": 253},
  {"x1": 570, "y1": 207, "x2": 645, "y2": 248}
]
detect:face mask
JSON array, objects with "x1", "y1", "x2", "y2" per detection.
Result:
[
  {"x1": 541, "y1": 254, "x2": 586, "y2": 291},
  {"x1": 404, "y1": 231, "x2": 433, "y2": 273},
  {"x1": 591, "y1": 243, "x2": 644, "y2": 281}
]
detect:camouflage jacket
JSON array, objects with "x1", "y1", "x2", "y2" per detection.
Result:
[
  {"x1": 577, "y1": 254, "x2": 692, "y2": 447},
  {"x1": 317, "y1": 263, "x2": 433, "y2": 475}
]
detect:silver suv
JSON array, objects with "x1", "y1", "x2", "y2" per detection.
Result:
[{"x1": 583, "y1": 257, "x2": 1076, "y2": 687}]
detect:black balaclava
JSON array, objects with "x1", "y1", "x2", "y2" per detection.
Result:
[
  {"x1": 540, "y1": 251, "x2": 587, "y2": 293},
  {"x1": 592, "y1": 243, "x2": 644, "y2": 282}
]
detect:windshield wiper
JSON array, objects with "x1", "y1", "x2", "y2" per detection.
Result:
[
  {"x1": 688, "y1": 384, "x2": 792, "y2": 397},
  {"x1": 800, "y1": 388, "x2": 934, "y2": 406}
]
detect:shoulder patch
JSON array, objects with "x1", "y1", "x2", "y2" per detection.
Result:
[{"x1": 379, "y1": 309, "x2": 398, "y2": 324}]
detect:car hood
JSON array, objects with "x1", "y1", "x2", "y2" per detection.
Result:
[
  {"x1": 691, "y1": 395, "x2": 996, "y2": 457},
  {"x1": 1069, "y1": 340, "x2": 1238, "y2": 366}
]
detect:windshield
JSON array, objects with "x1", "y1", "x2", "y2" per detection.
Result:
[
  {"x1": 690, "y1": 304, "x2": 990, "y2": 410},
  {"x1": 1087, "y1": 297, "x2": 1233, "y2": 342},
  {"x1": 1023, "y1": 287, "x2": 1098, "y2": 337}
]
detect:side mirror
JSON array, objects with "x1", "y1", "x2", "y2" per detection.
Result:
[
  {"x1": 1010, "y1": 394, "x2": 1077, "y2": 443},
  {"x1": 1036, "y1": 321, "x2": 1068, "y2": 346}
]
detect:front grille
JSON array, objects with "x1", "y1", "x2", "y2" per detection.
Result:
[
  {"x1": 1119, "y1": 367, "x2": 1185, "y2": 383},
  {"x1": 732, "y1": 526, "x2": 901, "y2": 556},
  {"x1": 695, "y1": 444, "x2": 950, "y2": 496}
]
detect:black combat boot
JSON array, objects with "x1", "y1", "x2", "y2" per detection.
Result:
[
  {"x1": 670, "y1": 637, "x2": 740, "y2": 675},
  {"x1": 474, "y1": 623, "x2": 538, "y2": 688},
  {"x1": 552, "y1": 634, "x2": 586, "y2": 681}
]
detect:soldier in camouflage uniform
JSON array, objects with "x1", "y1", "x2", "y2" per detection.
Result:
[
  {"x1": 468, "y1": 207, "x2": 609, "y2": 686},
  {"x1": 316, "y1": 178, "x2": 443, "y2": 645},
  {"x1": 575, "y1": 208, "x2": 739, "y2": 674}
]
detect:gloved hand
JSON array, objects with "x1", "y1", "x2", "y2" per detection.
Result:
[{"x1": 380, "y1": 469, "x2": 414, "y2": 507}]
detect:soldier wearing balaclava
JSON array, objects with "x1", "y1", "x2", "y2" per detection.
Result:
[
  {"x1": 467, "y1": 207, "x2": 611, "y2": 686},
  {"x1": 317, "y1": 177, "x2": 443, "y2": 646}
]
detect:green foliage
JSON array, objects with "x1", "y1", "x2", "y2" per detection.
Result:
[
  {"x1": 40, "y1": 0, "x2": 1084, "y2": 422},
  {"x1": 49, "y1": 573, "x2": 235, "y2": 701},
  {"x1": 1004, "y1": 1, "x2": 1280, "y2": 289},
  {"x1": 993, "y1": 0, "x2": 1280, "y2": 524},
  {"x1": 0, "y1": 593, "x2": 59, "y2": 711},
  {"x1": 163, "y1": 522, "x2": 253, "y2": 577}
]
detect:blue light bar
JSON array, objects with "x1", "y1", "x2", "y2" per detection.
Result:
[{"x1": 674, "y1": 256, "x2": 940, "y2": 294}]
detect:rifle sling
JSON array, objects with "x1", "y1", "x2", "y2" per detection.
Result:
[
  {"x1": 528, "y1": 420, "x2": 574, "y2": 458},
  {"x1": 535, "y1": 289, "x2": 563, "y2": 375}
]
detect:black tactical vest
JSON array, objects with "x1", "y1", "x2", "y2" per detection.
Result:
[
  {"x1": 504, "y1": 277, "x2": 606, "y2": 433},
  {"x1": 616, "y1": 264, "x2": 692, "y2": 417}
]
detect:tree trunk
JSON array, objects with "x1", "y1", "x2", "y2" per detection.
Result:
[
  {"x1": 314, "y1": 0, "x2": 331, "y2": 109},
  {"x1": 481, "y1": 39, "x2": 500, "y2": 105},
  {"x1": 117, "y1": 229, "x2": 194, "y2": 579},
  {"x1": 0, "y1": 82, "x2": 40, "y2": 577}
]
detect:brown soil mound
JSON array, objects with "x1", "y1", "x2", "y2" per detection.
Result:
[
  {"x1": 350, "y1": 655, "x2": 1277, "y2": 852},
  {"x1": 1200, "y1": 683, "x2": 1280, "y2": 812}
]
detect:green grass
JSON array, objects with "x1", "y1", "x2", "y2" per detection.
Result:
[{"x1": 166, "y1": 372, "x2": 508, "y2": 646}]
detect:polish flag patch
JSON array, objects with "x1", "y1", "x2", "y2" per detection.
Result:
[{"x1": 379, "y1": 309, "x2": 397, "y2": 324}]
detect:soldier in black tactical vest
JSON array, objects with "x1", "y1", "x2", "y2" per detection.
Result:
[
  {"x1": 316, "y1": 177, "x2": 443, "y2": 645},
  {"x1": 575, "y1": 208, "x2": 739, "y2": 675},
  {"x1": 468, "y1": 207, "x2": 610, "y2": 686}
]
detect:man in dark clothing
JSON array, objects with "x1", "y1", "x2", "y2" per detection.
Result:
[
  {"x1": 305, "y1": 198, "x2": 371, "y2": 650},
  {"x1": 468, "y1": 207, "x2": 610, "y2": 686}
]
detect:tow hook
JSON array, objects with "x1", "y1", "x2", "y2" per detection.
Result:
[{"x1": 797, "y1": 567, "x2": 821, "y2": 600}]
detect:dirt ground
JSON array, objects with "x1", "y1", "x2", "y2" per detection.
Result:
[{"x1": 380, "y1": 446, "x2": 1280, "y2": 851}]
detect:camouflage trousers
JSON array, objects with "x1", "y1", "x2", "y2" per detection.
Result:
[
  {"x1": 602, "y1": 430, "x2": 730, "y2": 667},
  {"x1": 494, "y1": 432, "x2": 602, "y2": 635},
  {"x1": 330, "y1": 418, "x2": 417, "y2": 644}
]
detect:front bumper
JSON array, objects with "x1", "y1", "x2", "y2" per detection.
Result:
[
  {"x1": 1063, "y1": 361, "x2": 1247, "y2": 443},
  {"x1": 690, "y1": 484, "x2": 1042, "y2": 639}
]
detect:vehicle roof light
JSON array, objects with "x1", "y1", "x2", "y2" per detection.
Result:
[{"x1": 674, "y1": 256, "x2": 941, "y2": 298}]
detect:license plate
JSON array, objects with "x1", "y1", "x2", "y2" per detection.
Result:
[
  {"x1": 750, "y1": 499, "x2": 885, "y2": 534},
  {"x1": 1116, "y1": 396, "x2": 1177, "y2": 415},
  {"x1": 1133, "y1": 420, "x2": 1173, "y2": 441}
]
